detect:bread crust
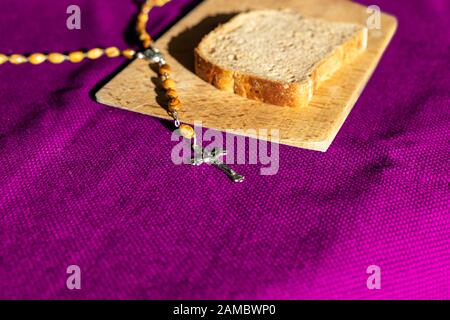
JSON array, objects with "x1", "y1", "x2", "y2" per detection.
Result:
[
  {"x1": 194, "y1": 15, "x2": 367, "y2": 108},
  {"x1": 195, "y1": 49, "x2": 310, "y2": 107}
]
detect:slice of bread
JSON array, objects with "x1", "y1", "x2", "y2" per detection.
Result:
[{"x1": 195, "y1": 10, "x2": 368, "y2": 108}]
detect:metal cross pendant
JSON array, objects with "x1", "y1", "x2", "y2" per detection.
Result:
[{"x1": 190, "y1": 145, "x2": 244, "y2": 183}]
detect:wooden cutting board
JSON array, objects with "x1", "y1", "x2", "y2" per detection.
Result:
[{"x1": 96, "y1": 0, "x2": 397, "y2": 152}]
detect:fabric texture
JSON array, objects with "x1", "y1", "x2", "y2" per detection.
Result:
[{"x1": 0, "y1": 0, "x2": 448, "y2": 299}]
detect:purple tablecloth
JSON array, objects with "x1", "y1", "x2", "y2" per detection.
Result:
[{"x1": 0, "y1": 0, "x2": 448, "y2": 299}]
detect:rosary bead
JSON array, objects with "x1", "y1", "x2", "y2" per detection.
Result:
[
  {"x1": 139, "y1": 33, "x2": 151, "y2": 42},
  {"x1": 10, "y1": 54, "x2": 27, "y2": 64},
  {"x1": 137, "y1": 24, "x2": 146, "y2": 34},
  {"x1": 138, "y1": 12, "x2": 149, "y2": 24},
  {"x1": 168, "y1": 97, "x2": 181, "y2": 107},
  {"x1": 87, "y1": 48, "x2": 104, "y2": 60},
  {"x1": 122, "y1": 49, "x2": 136, "y2": 59},
  {"x1": 166, "y1": 88, "x2": 178, "y2": 99},
  {"x1": 29, "y1": 53, "x2": 47, "y2": 65},
  {"x1": 168, "y1": 105, "x2": 181, "y2": 113},
  {"x1": 105, "y1": 47, "x2": 120, "y2": 58},
  {"x1": 9, "y1": 54, "x2": 27, "y2": 64},
  {"x1": 162, "y1": 78, "x2": 176, "y2": 90},
  {"x1": 179, "y1": 124, "x2": 195, "y2": 139},
  {"x1": 168, "y1": 98, "x2": 181, "y2": 113},
  {"x1": 159, "y1": 64, "x2": 171, "y2": 75},
  {"x1": 141, "y1": 3, "x2": 152, "y2": 13},
  {"x1": 48, "y1": 53, "x2": 66, "y2": 64},
  {"x1": 0, "y1": 54, "x2": 9, "y2": 64},
  {"x1": 68, "y1": 51, "x2": 85, "y2": 63}
]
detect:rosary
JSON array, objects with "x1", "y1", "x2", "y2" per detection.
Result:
[{"x1": 0, "y1": 0, "x2": 244, "y2": 182}]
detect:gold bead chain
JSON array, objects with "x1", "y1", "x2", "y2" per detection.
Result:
[{"x1": 0, "y1": 0, "x2": 171, "y2": 65}]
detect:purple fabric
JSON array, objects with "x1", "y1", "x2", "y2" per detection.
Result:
[{"x1": 0, "y1": 0, "x2": 449, "y2": 300}]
